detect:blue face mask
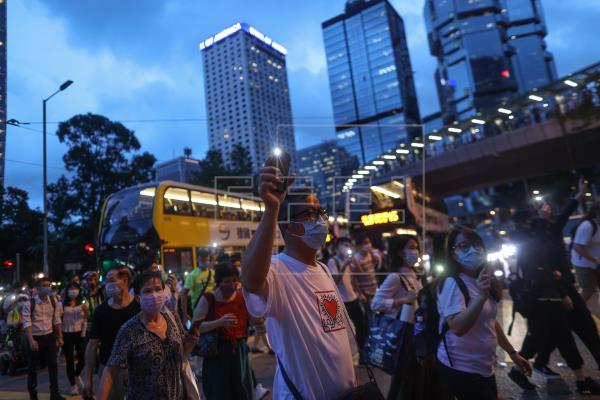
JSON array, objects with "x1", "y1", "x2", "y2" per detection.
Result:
[
  {"x1": 454, "y1": 246, "x2": 485, "y2": 270},
  {"x1": 105, "y1": 282, "x2": 121, "y2": 298},
  {"x1": 39, "y1": 287, "x2": 52, "y2": 297},
  {"x1": 291, "y1": 218, "x2": 329, "y2": 250}
]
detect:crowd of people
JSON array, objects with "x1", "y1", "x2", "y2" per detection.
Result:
[{"x1": 0, "y1": 161, "x2": 599, "y2": 400}]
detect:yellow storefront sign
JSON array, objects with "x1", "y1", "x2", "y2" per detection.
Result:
[{"x1": 361, "y1": 210, "x2": 400, "y2": 226}]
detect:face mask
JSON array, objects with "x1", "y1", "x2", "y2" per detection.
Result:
[
  {"x1": 105, "y1": 282, "x2": 121, "y2": 298},
  {"x1": 39, "y1": 287, "x2": 52, "y2": 297},
  {"x1": 454, "y1": 247, "x2": 485, "y2": 270},
  {"x1": 362, "y1": 243, "x2": 372, "y2": 253},
  {"x1": 403, "y1": 249, "x2": 420, "y2": 267},
  {"x1": 291, "y1": 218, "x2": 328, "y2": 250},
  {"x1": 198, "y1": 262, "x2": 209, "y2": 270},
  {"x1": 68, "y1": 290, "x2": 80, "y2": 299},
  {"x1": 139, "y1": 291, "x2": 166, "y2": 314},
  {"x1": 220, "y1": 284, "x2": 236, "y2": 299}
]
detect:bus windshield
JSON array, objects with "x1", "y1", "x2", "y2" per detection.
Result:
[{"x1": 100, "y1": 186, "x2": 156, "y2": 246}]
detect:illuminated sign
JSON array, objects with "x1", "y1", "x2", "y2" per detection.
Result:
[
  {"x1": 199, "y1": 22, "x2": 288, "y2": 55},
  {"x1": 361, "y1": 210, "x2": 401, "y2": 226}
]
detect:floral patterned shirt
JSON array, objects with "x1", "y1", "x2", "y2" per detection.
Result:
[{"x1": 108, "y1": 309, "x2": 184, "y2": 400}]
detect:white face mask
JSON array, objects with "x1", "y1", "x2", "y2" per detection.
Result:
[
  {"x1": 291, "y1": 218, "x2": 329, "y2": 250},
  {"x1": 67, "y1": 289, "x2": 80, "y2": 299},
  {"x1": 403, "y1": 249, "x2": 420, "y2": 267},
  {"x1": 454, "y1": 246, "x2": 485, "y2": 270}
]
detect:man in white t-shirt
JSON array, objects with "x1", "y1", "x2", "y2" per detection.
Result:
[
  {"x1": 241, "y1": 160, "x2": 356, "y2": 399},
  {"x1": 572, "y1": 203, "x2": 600, "y2": 303}
]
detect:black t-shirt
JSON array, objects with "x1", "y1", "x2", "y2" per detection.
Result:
[{"x1": 89, "y1": 298, "x2": 140, "y2": 365}]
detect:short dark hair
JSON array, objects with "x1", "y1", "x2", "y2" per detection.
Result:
[
  {"x1": 336, "y1": 237, "x2": 352, "y2": 247},
  {"x1": 132, "y1": 271, "x2": 165, "y2": 295},
  {"x1": 278, "y1": 187, "x2": 317, "y2": 224},
  {"x1": 35, "y1": 277, "x2": 50, "y2": 287},
  {"x1": 214, "y1": 262, "x2": 240, "y2": 286},
  {"x1": 354, "y1": 234, "x2": 370, "y2": 246},
  {"x1": 197, "y1": 249, "x2": 210, "y2": 261}
]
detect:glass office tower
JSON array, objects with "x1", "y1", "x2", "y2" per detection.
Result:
[
  {"x1": 323, "y1": 0, "x2": 421, "y2": 166},
  {"x1": 504, "y1": 0, "x2": 556, "y2": 92},
  {"x1": 424, "y1": 0, "x2": 555, "y2": 121}
]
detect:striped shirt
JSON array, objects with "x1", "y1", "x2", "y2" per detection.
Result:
[
  {"x1": 63, "y1": 304, "x2": 86, "y2": 333},
  {"x1": 352, "y1": 252, "x2": 379, "y2": 296}
]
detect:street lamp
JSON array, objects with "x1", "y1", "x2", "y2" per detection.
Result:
[{"x1": 42, "y1": 80, "x2": 73, "y2": 278}]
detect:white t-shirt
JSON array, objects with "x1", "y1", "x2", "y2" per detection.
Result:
[
  {"x1": 326, "y1": 256, "x2": 358, "y2": 303},
  {"x1": 436, "y1": 273, "x2": 498, "y2": 377},
  {"x1": 571, "y1": 220, "x2": 600, "y2": 268},
  {"x1": 244, "y1": 253, "x2": 356, "y2": 400}
]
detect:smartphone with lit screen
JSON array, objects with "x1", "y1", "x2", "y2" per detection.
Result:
[{"x1": 266, "y1": 150, "x2": 291, "y2": 193}]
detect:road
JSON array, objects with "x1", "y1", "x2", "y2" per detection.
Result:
[{"x1": 2, "y1": 299, "x2": 600, "y2": 400}]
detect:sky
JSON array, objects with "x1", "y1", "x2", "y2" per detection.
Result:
[{"x1": 5, "y1": 0, "x2": 600, "y2": 208}]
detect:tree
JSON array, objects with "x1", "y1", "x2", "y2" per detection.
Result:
[
  {"x1": 0, "y1": 187, "x2": 44, "y2": 282},
  {"x1": 192, "y1": 144, "x2": 254, "y2": 191},
  {"x1": 229, "y1": 143, "x2": 253, "y2": 176},
  {"x1": 193, "y1": 149, "x2": 229, "y2": 189},
  {"x1": 47, "y1": 113, "x2": 156, "y2": 275}
]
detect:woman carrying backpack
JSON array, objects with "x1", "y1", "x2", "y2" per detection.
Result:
[
  {"x1": 437, "y1": 227, "x2": 531, "y2": 400},
  {"x1": 371, "y1": 234, "x2": 424, "y2": 400}
]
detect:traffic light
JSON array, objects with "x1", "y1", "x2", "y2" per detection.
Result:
[
  {"x1": 3, "y1": 260, "x2": 14, "y2": 269},
  {"x1": 84, "y1": 244, "x2": 95, "y2": 255}
]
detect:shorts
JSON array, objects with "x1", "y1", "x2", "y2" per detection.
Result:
[{"x1": 575, "y1": 266, "x2": 600, "y2": 299}]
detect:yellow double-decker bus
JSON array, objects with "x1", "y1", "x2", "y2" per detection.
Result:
[{"x1": 97, "y1": 181, "x2": 282, "y2": 274}]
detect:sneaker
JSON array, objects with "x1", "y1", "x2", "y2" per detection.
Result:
[
  {"x1": 533, "y1": 365, "x2": 561, "y2": 380},
  {"x1": 70, "y1": 384, "x2": 79, "y2": 395},
  {"x1": 254, "y1": 383, "x2": 270, "y2": 400},
  {"x1": 577, "y1": 378, "x2": 600, "y2": 395},
  {"x1": 508, "y1": 367, "x2": 537, "y2": 390}
]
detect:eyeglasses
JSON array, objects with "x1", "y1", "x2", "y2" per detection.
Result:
[
  {"x1": 290, "y1": 208, "x2": 328, "y2": 222},
  {"x1": 453, "y1": 242, "x2": 484, "y2": 252}
]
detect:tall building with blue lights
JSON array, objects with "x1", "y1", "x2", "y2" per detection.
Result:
[
  {"x1": 424, "y1": 0, "x2": 555, "y2": 121},
  {"x1": 322, "y1": 0, "x2": 421, "y2": 166},
  {"x1": 504, "y1": 0, "x2": 556, "y2": 92},
  {"x1": 200, "y1": 22, "x2": 296, "y2": 173}
]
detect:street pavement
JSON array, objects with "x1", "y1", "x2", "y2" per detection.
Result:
[{"x1": 2, "y1": 298, "x2": 600, "y2": 399}]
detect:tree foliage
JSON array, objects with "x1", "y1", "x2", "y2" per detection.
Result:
[
  {"x1": 192, "y1": 143, "x2": 254, "y2": 190},
  {"x1": 47, "y1": 113, "x2": 156, "y2": 275},
  {"x1": 0, "y1": 187, "x2": 44, "y2": 282}
]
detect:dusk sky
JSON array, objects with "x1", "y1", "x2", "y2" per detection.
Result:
[{"x1": 6, "y1": 0, "x2": 600, "y2": 208}]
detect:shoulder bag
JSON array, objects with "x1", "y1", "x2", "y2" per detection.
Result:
[{"x1": 191, "y1": 292, "x2": 219, "y2": 358}]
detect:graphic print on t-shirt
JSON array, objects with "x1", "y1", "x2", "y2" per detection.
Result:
[{"x1": 315, "y1": 290, "x2": 345, "y2": 333}]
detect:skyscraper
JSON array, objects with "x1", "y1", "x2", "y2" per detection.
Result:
[
  {"x1": 322, "y1": 0, "x2": 421, "y2": 166},
  {"x1": 504, "y1": 0, "x2": 556, "y2": 92},
  {"x1": 0, "y1": 0, "x2": 6, "y2": 188},
  {"x1": 296, "y1": 140, "x2": 358, "y2": 212},
  {"x1": 200, "y1": 22, "x2": 296, "y2": 173},
  {"x1": 424, "y1": 0, "x2": 518, "y2": 120},
  {"x1": 424, "y1": 0, "x2": 555, "y2": 121}
]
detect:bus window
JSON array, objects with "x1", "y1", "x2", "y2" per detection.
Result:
[
  {"x1": 240, "y1": 199, "x2": 261, "y2": 222},
  {"x1": 163, "y1": 247, "x2": 194, "y2": 274},
  {"x1": 191, "y1": 190, "x2": 218, "y2": 217},
  {"x1": 164, "y1": 188, "x2": 192, "y2": 215},
  {"x1": 217, "y1": 195, "x2": 244, "y2": 221}
]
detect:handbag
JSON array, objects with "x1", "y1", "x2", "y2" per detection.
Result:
[
  {"x1": 192, "y1": 292, "x2": 219, "y2": 358},
  {"x1": 181, "y1": 360, "x2": 201, "y2": 400},
  {"x1": 365, "y1": 275, "x2": 414, "y2": 374}
]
